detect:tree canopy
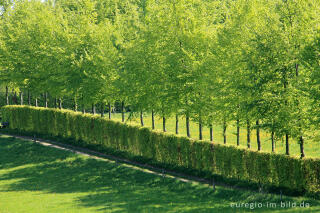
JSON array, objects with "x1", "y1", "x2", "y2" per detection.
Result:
[{"x1": 1, "y1": 0, "x2": 320, "y2": 158}]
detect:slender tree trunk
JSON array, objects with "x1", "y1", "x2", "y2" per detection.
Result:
[
  {"x1": 285, "y1": 134, "x2": 289, "y2": 155},
  {"x1": 11, "y1": 89, "x2": 14, "y2": 104},
  {"x1": 13, "y1": 91, "x2": 17, "y2": 104},
  {"x1": 223, "y1": 121, "x2": 227, "y2": 144},
  {"x1": 27, "y1": 91, "x2": 30, "y2": 105},
  {"x1": 54, "y1": 97, "x2": 57, "y2": 108},
  {"x1": 35, "y1": 98, "x2": 38, "y2": 107},
  {"x1": 210, "y1": 124, "x2": 213, "y2": 142},
  {"x1": 175, "y1": 114, "x2": 179, "y2": 134},
  {"x1": 199, "y1": 119, "x2": 203, "y2": 140},
  {"x1": 152, "y1": 110, "x2": 155, "y2": 130},
  {"x1": 108, "y1": 103, "x2": 111, "y2": 119},
  {"x1": 299, "y1": 136, "x2": 305, "y2": 159},
  {"x1": 5, "y1": 86, "x2": 9, "y2": 105},
  {"x1": 271, "y1": 131, "x2": 275, "y2": 152},
  {"x1": 295, "y1": 63, "x2": 306, "y2": 159},
  {"x1": 283, "y1": 67, "x2": 290, "y2": 155},
  {"x1": 163, "y1": 116, "x2": 166, "y2": 132},
  {"x1": 100, "y1": 103, "x2": 104, "y2": 117},
  {"x1": 74, "y1": 98, "x2": 78, "y2": 112},
  {"x1": 236, "y1": 118, "x2": 240, "y2": 146},
  {"x1": 82, "y1": 105, "x2": 85, "y2": 114},
  {"x1": 121, "y1": 101, "x2": 125, "y2": 122},
  {"x1": 256, "y1": 120, "x2": 261, "y2": 151},
  {"x1": 92, "y1": 104, "x2": 96, "y2": 114},
  {"x1": 247, "y1": 120, "x2": 251, "y2": 149},
  {"x1": 186, "y1": 114, "x2": 190, "y2": 137},
  {"x1": 44, "y1": 92, "x2": 48, "y2": 108},
  {"x1": 20, "y1": 92, "x2": 23, "y2": 105},
  {"x1": 59, "y1": 98, "x2": 62, "y2": 109},
  {"x1": 140, "y1": 110, "x2": 144, "y2": 126}
]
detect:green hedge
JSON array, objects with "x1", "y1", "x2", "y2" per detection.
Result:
[{"x1": 2, "y1": 105, "x2": 320, "y2": 197}]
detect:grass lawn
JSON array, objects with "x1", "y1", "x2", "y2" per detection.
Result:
[
  {"x1": 0, "y1": 135, "x2": 319, "y2": 212},
  {"x1": 109, "y1": 113, "x2": 320, "y2": 159}
]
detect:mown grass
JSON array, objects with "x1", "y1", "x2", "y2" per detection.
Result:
[
  {"x1": 0, "y1": 135, "x2": 319, "y2": 212},
  {"x1": 109, "y1": 113, "x2": 320, "y2": 159}
]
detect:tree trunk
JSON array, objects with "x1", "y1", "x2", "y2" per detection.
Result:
[
  {"x1": 82, "y1": 105, "x2": 85, "y2": 114},
  {"x1": 152, "y1": 110, "x2": 155, "y2": 130},
  {"x1": 44, "y1": 92, "x2": 48, "y2": 108},
  {"x1": 5, "y1": 86, "x2": 9, "y2": 105},
  {"x1": 140, "y1": 110, "x2": 144, "y2": 126},
  {"x1": 27, "y1": 91, "x2": 31, "y2": 105},
  {"x1": 121, "y1": 101, "x2": 125, "y2": 122},
  {"x1": 108, "y1": 103, "x2": 111, "y2": 119},
  {"x1": 256, "y1": 120, "x2": 261, "y2": 151},
  {"x1": 59, "y1": 98, "x2": 62, "y2": 109},
  {"x1": 299, "y1": 136, "x2": 305, "y2": 159},
  {"x1": 247, "y1": 120, "x2": 251, "y2": 149},
  {"x1": 210, "y1": 124, "x2": 213, "y2": 142},
  {"x1": 186, "y1": 114, "x2": 190, "y2": 137},
  {"x1": 55, "y1": 97, "x2": 57, "y2": 108},
  {"x1": 236, "y1": 118, "x2": 240, "y2": 146},
  {"x1": 223, "y1": 121, "x2": 227, "y2": 144},
  {"x1": 20, "y1": 92, "x2": 23, "y2": 105},
  {"x1": 92, "y1": 104, "x2": 96, "y2": 114},
  {"x1": 199, "y1": 119, "x2": 203, "y2": 140},
  {"x1": 285, "y1": 134, "x2": 289, "y2": 155},
  {"x1": 163, "y1": 116, "x2": 166, "y2": 132},
  {"x1": 74, "y1": 98, "x2": 78, "y2": 112},
  {"x1": 13, "y1": 91, "x2": 18, "y2": 104},
  {"x1": 283, "y1": 67, "x2": 290, "y2": 155},
  {"x1": 271, "y1": 131, "x2": 275, "y2": 152},
  {"x1": 175, "y1": 114, "x2": 179, "y2": 134},
  {"x1": 100, "y1": 103, "x2": 104, "y2": 117},
  {"x1": 35, "y1": 98, "x2": 38, "y2": 107}
]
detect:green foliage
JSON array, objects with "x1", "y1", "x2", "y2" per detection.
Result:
[
  {"x1": 2, "y1": 105, "x2": 320, "y2": 197},
  {"x1": 2, "y1": 135, "x2": 320, "y2": 212},
  {"x1": 1, "y1": 0, "x2": 320, "y2": 155},
  {"x1": 0, "y1": 0, "x2": 119, "y2": 106}
]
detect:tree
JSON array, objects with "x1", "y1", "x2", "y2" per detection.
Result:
[{"x1": 0, "y1": 0, "x2": 68, "y2": 105}]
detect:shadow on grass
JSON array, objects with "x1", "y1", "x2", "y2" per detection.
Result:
[
  {"x1": 0, "y1": 136, "x2": 73, "y2": 170},
  {"x1": 0, "y1": 136, "x2": 319, "y2": 212}
]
